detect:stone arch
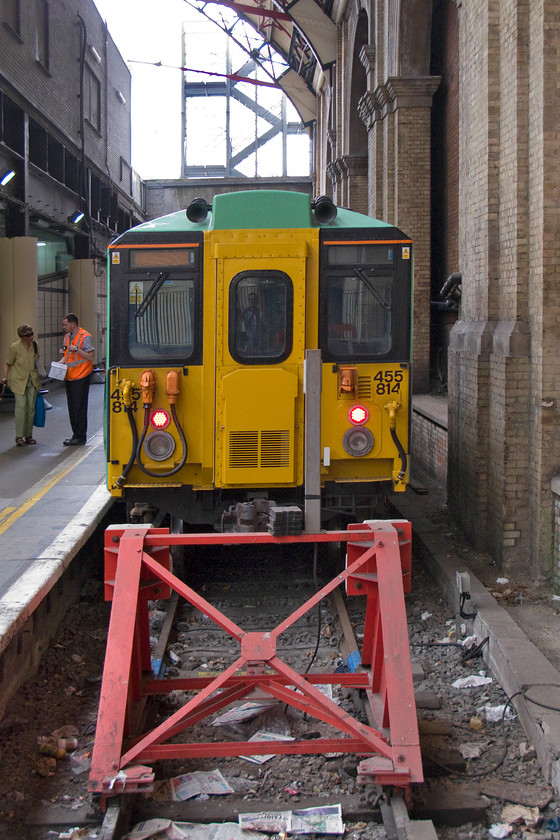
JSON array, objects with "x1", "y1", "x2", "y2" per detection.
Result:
[{"x1": 348, "y1": 8, "x2": 369, "y2": 157}]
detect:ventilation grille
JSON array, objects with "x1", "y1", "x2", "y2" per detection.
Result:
[
  {"x1": 261, "y1": 431, "x2": 290, "y2": 467},
  {"x1": 358, "y1": 376, "x2": 372, "y2": 399},
  {"x1": 229, "y1": 430, "x2": 290, "y2": 469},
  {"x1": 229, "y1": 432, "x2": 258, "y2": 468}
]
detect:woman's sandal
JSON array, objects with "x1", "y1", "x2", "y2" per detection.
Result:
[
  {"x1": 25, "y1": 437, "x2": 37, "y2": 445},
  {"x1": 15, "y1": 438, "x2": 25, "y2": 446}
]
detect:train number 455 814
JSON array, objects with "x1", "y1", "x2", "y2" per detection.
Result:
[{"x1": 373, "y1": 370, "x2": 403, "y2": 395}]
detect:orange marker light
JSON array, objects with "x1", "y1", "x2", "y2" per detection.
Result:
[
  {"x1": 348, "y1": 405, "x2": 369, "y2": 425},
  {"x1": 151, "y1": 409, "x2": 170, "y2": 429}
]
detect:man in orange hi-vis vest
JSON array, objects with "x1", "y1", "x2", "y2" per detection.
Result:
[{"x1": 60, "y1": 313, "x2": 94, "y2": 446}]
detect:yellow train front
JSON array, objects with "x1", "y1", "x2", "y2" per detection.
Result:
[{"x1": 105, "y1": 190, "x2": 412, "y2": 530}]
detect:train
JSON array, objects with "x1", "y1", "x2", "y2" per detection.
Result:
[{"x1": 104, "y1": 189, "x2": 412, "y2": 533}]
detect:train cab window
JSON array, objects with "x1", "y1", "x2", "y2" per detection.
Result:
[
  {"x1": 128, "y1": 275, "x2": 196, "y2": 361},
  {"x1": 326, "y1": 273, "x2": 392, "y2": 357},
  {"x1": 229, "y1": 272, "x2": 293, "y2": 364},
  {"x1": 321, "y1": 242, "x2": 400, "y2": 361}
]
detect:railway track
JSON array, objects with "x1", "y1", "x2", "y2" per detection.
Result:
[
  {"x1": 0, "y1": 526, "x2": 552, "y2": 839},
  {"x1": 96, "y1": 537, "x2": 436, "y2": 839}
]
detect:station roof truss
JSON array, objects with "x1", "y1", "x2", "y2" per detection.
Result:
[{"x1": 184, "y1": 0, "x2": 339, "y2": 124}]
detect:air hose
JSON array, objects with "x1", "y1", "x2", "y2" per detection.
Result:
[
  {"x1": 115, "y1": 404, "x2": 139, "y2": 488},
  {"x1": 135, "y1": 370, "x2": 188, "y2": 478},
  {"x1": 114, "y1": 380, "x2": 138, "y2": 489},
  {"x1": 390, "y1": 427, "x2": 408, "y2": 482},
  {"x1": 385, "y1": 399, "x2": 407, "y2": 482}
]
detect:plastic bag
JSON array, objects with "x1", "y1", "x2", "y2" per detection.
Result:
[{"x1": 34, "y1": 391, "x2": 46, "y2": 427}]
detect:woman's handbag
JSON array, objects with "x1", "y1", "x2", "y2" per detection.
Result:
[
  {"x1": 36, "y1": 357, "x2": 47, "y2": 378},
  {"x1": 34, "y1": 391, "x2": 46, "y2": 427},
  {"x1": 33, "y1": 341, "x2": 47, "y2": 378}
]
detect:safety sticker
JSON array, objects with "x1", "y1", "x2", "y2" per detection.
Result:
[
  {"x1": 112, "y1": 251, "x2": 120, "y2": 265},
  {"x1": 130, "y1": 283, "x2": 143, "y2": 304},
  {"x1": 402, "y1": 246, "x2": 410, "y2": 260}
]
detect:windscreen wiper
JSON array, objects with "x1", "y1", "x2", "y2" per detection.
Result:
[
  {"x1": 354, "y1": 267, "x2": 391, "y2": 310},
  {"x1": 134, "y1": 271, "x2": 169, "y2": 319}
]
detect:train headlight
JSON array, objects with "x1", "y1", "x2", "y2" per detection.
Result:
[
  {"x1": 151, "y1": 408, "x2": 170, "y2": 429},
  {"x1": 144, "y1": 431, "x2": 176, "y2": 461},
  {"x1": 343, "y1": 426, "x2": 374, "y2": 457},
  {"x1": 348, "y1": 405, "x2": 369, "y2": 425}
]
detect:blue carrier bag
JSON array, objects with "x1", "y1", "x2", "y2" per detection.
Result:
[{"x1": 34, "y1": 391, "x2": 46, "y2": 427}]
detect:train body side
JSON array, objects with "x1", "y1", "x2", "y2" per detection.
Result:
[{"x1": 104, "y1": 191, "x2": 412, "y2": 526}]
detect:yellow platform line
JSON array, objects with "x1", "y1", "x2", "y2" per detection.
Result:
[
  {"x1": 0, "y1": 438, "x2": 101, "y2": 538},
  {"x1": 0, "y1": 507, "x2": 16, "y2": 527}
]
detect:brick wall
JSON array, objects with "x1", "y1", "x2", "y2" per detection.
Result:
[
  {"x1": 0, "y1": 0, "x2": 132, "y2": 188},
  {"x1": 551, "y1": 478, "x2": 560, "y2": 579},
  {"x1": 447, "y1": 0, "x2": 560, "y2": 576},
  {"x1": 412, "y1": 408, "x2": 448, "y2": 485}
]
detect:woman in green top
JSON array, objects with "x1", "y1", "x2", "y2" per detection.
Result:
[{"x1": 2, "y1": 324, "x2": 42, "y2": 446}]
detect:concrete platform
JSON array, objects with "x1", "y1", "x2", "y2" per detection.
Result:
[{"x1": 0, "y1": 380, "x2": 112, "y2": 657}]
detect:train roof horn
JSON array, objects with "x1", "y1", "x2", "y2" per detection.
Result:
[
  {"x1": 311, "y1": 195, "x2": 337, "y2": 224},
  {"x1": 186, "y1": 197, "x2": 212, "y2": 223}
]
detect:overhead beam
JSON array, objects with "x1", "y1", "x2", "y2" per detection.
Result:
[{"x1": 201, "y1": 0, "x2": 292, "y2": 20}]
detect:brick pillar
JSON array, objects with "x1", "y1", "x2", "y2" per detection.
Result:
[
  {"x1": 327, "y1": 159, "x2": 345, "y2": 207},
  {"x1": 530, "y1": 0, "x2": 560, "y2": 577},
  {"x1": 358, "y1": 45, "x2": 382, "y2": 219},
  {"x1": 377, "y1": 84, "x2": 396, "y2": 225},
  {"x1": 448, "y1": 0, "x2": 539, "y2": 574},
  {"x1": 358, "y1": 77, "x2": 439, "y2": 391},
  {"x1": 386, "y1": 77, "x2": 441, "y2": 392},
  {"x1": 357, "y1": 90, "x2": 382, "y2": 218},
  {"x1": 340, "y1": 154, "x2": 368, "y2": 213}
]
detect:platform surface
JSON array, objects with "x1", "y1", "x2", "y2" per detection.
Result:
[{"x1": 0, "y1": 379, "x2": 112, "y2": 652}]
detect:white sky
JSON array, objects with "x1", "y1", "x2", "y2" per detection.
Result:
[{"x1": 91, "y1": 0, "x2": 310, "y2": 180}]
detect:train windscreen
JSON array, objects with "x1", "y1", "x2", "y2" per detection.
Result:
[
  {"x1": 320, "y1": 239, "x2": 411, "y2": 361},
  {"x1": 128, "y1": 276, "x2": 196, "y2": 360},
  {"x1": 326, "y1": 272, "x2": 392, "y2": 357}
]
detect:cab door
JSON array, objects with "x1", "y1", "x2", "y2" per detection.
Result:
[{"x1": 213, "y1": 239, "x2": 308, "y2": 488}]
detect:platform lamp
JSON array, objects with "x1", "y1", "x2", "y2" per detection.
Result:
[
  {"x1": 0, "y1": 169, "x2": 16, "y2": 187},
  {"x1": 67, "y1": 210, "x2": 85, "y2": 225}
]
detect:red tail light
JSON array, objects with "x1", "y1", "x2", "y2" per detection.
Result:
[
  {"x1": 348, "y1": 405, "x2": 369, "y2": 425},
  {"x1": 151, "y1": 409, "x2": 170, "y2": 429}
]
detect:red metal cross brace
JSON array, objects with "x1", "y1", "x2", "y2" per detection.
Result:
[{"x1": 89, "y1": 523, "x2": 422, "y2": 798}]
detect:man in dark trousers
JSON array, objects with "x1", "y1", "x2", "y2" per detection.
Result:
[{"x1": 60, "y1": 313, "x2": 94, "y2": 445}]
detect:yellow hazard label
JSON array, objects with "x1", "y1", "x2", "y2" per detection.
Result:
[
  {"x1": 402, "y1": 246, "x2": 410, "y2": 260},
  {"x1": 111, "y1": 251, "x2": 120, "y2": 264},
  {"x1": 130, "y1": 283, "x2": 143, "y2": 304}
]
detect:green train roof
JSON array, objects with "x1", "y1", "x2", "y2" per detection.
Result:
[{"x1": 121, "y1": 190, "x2": 394, "y2": 237}]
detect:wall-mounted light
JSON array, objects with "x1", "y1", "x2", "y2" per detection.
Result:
[
  {"x1": 89, "y1": 45, "x2": 102, "y2": 64},
  {"x1": 0, "y1": 169, "x2": 16, "y2": 186},
  {"x1": 68, "y1": 211, "x2": 85, "y2": 224},
  {"x1": 116, "y1": 89, "x2": 126, "y2": 104}
]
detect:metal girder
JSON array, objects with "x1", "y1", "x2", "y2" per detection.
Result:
[
  {"x1": 88, "y1": 521, "x2": 422, "y2": 800},
  {"x1": 184, "y1": 0, "x2": 318, "y2": 127}
]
